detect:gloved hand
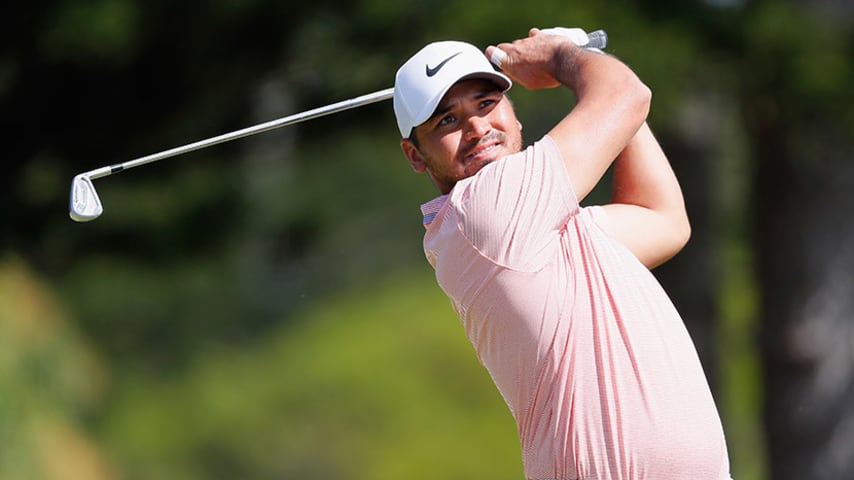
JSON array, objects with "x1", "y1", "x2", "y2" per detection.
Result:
[
  {"x1": 540, "y1": 27, "x2": 607, "y2": 52},
  {"x1": 490, "y1": 27, "x2": 607, "y2": 68}
]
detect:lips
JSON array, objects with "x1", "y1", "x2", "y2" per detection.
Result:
[
  {"x1": 459, "y1": 141, "x2": 503, "y2": 177},
  {"x1": 466, "y1": 142, "x2": 500, "y2": 161},
  {"x1": 462, "y1": 133, "x2": 505, "y2": 163}
]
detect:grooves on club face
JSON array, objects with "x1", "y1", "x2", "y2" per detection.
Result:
[{"x1": 69, "y1": 175, "x2": 103, "y2": 222}]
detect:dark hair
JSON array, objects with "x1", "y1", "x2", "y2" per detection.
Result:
[{"x1": 407, "y1": 131, "x2": 421, "y2": 149}]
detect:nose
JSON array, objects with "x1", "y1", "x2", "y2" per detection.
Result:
[{"x1": 463, "y1": 115, "x2": 491, "y2": 141}]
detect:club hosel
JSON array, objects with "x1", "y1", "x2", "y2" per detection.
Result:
[{"x1": 85, "y1": 165, "x2": 117, "y2": 180}]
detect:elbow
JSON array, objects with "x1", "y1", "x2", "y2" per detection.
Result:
[
  {"x1": 668, "y1": 211, "x2": 692, "y2": 258},
  {"x1": 630, "y1": 80, "x2": 652, "y2": 128},
  {"x1": 612, "y1": 73, "x2": 651, "y2": 132},
  {"x1": 675, "y1": 215, "x2": 691, "y2": 252},
  {"x1": 648, "y1": 217, "x2": 691, "y2": 269},
  {"x1": 658, "y1": 210, "x2": 691, "y2": 267}
]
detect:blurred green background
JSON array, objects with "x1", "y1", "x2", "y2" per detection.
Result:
[{"x1": 2, "y1": 1, "x2": 853, "y2": 479}]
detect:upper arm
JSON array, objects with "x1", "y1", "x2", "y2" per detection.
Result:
[
  {"x1": 601, "y1": 122, "x2": 691, "y2": 269},
  {"x1": 599, "y1": 203, "x2": 691, "y2": 269}
]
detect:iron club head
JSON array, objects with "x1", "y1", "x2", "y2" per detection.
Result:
[{"x1": 69, "y1": 174, "x2": 103, "y2": 222}]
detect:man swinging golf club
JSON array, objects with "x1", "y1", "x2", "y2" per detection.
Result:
[{"x1": 393, "y1": 27, "x2": 733, "y2": 480}]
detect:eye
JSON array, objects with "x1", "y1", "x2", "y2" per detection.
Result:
[
  {"x1": 438, "y1": 114, "x2": 457, "y2": 127},
  {"x1": 479, "y1": 98, "x2": 496, "y2": 109}
]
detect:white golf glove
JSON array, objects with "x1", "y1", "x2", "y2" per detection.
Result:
[{"x1": 490, "y1": 27, "x2": 607, "y2": 68}]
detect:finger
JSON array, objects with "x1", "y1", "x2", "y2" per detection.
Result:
[{"x1": 486, "y1": 46, "x2": 507, "y2": 68}]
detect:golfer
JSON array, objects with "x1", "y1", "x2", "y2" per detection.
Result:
[{"x1": 392, "y1": 28, "x2": 733, "y2": 480}]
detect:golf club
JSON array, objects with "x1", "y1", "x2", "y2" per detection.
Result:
[
  {"x1": 69, "y1": 29, "x2": 607, "y2": 222},
  {"x1": 69, "y1": 88, "x2": 394, "y2": 222}
]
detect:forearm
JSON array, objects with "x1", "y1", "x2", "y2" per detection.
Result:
[
  {"x1": 611, "y1": 123, "x2": 685, "y2": 216},
  {"x1": 486, "y1": 29, "x2": 650, "y2": 200},
  {"x1": 604, "y1": 123, "x2": 690, "y2": 267},
  {"x1": 551, "y1": 45, "x2": 651, "y2": 200},
  {"x1": 553, "y1": 43, "x2": 647, "y2": 107}
]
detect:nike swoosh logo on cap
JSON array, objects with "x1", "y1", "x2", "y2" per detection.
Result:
[{"x1": 425, "y1": 52, "x2": 462, "y2": 77}]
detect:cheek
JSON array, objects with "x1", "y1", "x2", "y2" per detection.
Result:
[
  {"x1": 494, "y1": 109, "x2": 523, "y2": 149},
  {"x1": 493, "y1": 105, "x2": 519, "y2": 131},
  {"x1": 429, "y1": 134, "x2": 463, "y2": 163},
  {"x1": 420, "y1": 138, "x2": 457, "y2": 170}
]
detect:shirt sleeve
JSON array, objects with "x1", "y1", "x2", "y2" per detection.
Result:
[{"x1": 452, "y1": 135, "x2": 580, "y2": 271}]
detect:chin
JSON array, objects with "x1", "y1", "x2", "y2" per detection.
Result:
[{"x1": 462, "y1": 158, "x2": 495, "y2": 177}]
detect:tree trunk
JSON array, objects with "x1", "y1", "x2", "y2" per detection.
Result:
[
  {"x1": 751, "y1": 85, "x2": 854, "y2": 480},
  {"x1": 654, "y1": 126, "x2": 720, "y2": 392},
  {"x1": 746, "y1": 2, "x2": 854, "y2": 478}
]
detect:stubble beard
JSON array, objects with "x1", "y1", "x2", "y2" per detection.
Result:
[
  {"x1": 423, "y1": 128, "x2": 524, "y2": 193},
  {"x1": 460, "y1": 130, "x2": 521, "y2": 176}
]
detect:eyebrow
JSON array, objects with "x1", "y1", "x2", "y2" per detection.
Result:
[{"x1": 427, "y1": 87, "x2": 501, "y2": 124}]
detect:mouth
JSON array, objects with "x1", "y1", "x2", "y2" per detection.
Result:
[{"x1": 463, "y1": 139, "x2": 503, "y2": 165}]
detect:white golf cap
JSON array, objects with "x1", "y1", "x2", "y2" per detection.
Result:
[{"x1": 393, "y1": 40, "x2": 512, "y2": 138}]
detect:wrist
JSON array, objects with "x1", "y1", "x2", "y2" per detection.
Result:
[{"x1": 553, "y1": 42, "x2": 584, "y2": 89}]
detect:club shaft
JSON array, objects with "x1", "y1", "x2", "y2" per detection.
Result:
[
  {"x1": 83, "y1": 30, "x2": 605, "y2": 181},
  {"x1": 86, "y1": 87, "x2": 395, "y2": 180}
]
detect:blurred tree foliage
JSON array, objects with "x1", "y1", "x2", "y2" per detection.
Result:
[
  {"x1": 741, "y1": 3, "x2": 854, "y2": 479},
  {"x1": 98, "y1": 272, "x2": 523, "y2": 480},
  {"x1": 1, "y1": 0, "x2": 852, "y2": 479},
  {"x1": 0, "y1": 256, "x2": 112, "y2": 479}
]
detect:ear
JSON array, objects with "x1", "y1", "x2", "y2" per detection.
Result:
[{"x1": 401, "y1": 139, "x2": 427, "y2": 173}]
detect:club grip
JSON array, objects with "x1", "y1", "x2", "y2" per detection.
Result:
[
  {"x1": 539, "y1": 27, "x2": 608, "y2": 49},
  {"x1": 490, "y1": 28, "x2": 608, "y2": 68},
  {"x1": 585, "y1": 30, "x2": 608, "y2": 50}
]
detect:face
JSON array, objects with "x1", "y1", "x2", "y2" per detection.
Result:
[{"x1": 401, "y1": 79, "x2": 523, "y2": 194}]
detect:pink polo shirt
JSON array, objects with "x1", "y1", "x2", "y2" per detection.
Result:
[{"x1": 421, "y1": 136, "x2": 731, "y2": 480}]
